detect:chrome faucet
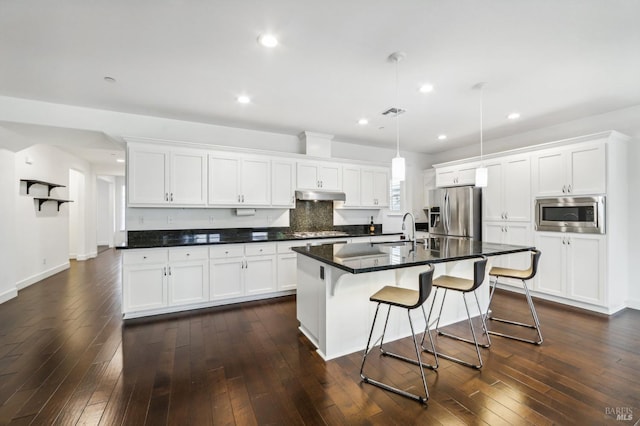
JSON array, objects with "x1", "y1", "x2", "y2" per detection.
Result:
[{"x1": 402, "y1": 212, "x2": 417, "y2": 251}]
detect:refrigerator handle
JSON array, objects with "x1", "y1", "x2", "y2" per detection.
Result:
[{"x1": 444, "y1": 192, "x2": 450, "y2": 234}]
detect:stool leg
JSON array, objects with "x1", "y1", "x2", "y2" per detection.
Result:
[
  {"x1": 487, "y1": 277, "x2": 543, "y2": 345},
  {"x1": 424, "y1": 290, "x2": 485, "y2": 369},
  {"x1": 473, "y1": 290, "x2": 491, "y2": 348},
  {"x1": 381, "y1": 305, "x2": 438, "y2": 370},
  {"x1": 360, "y1": 303, "x2": 381, "y2": 379},
  {"x1": 360, "y1": 304, "x2": 430, "y2": 404}
]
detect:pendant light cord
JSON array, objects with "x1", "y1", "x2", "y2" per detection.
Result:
[
  {"x1": 395, "y1": 57, "x2": 400, "y2": 157},
  {"x1": 480, "y1": 84, "x2": 484, "y2": 163}
]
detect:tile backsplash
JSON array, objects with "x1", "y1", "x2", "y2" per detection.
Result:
[{"x1": 289, "y1": 200, "x2": 333, "y2": 231}]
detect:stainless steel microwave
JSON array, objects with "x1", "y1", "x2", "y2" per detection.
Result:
[{"x1": 535, "y1": 196, "x2": 605, "y2": 234}]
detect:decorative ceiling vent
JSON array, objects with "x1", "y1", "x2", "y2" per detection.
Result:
[{"x1": 382, "y1": 107, "x2": 406, "y2": 116}]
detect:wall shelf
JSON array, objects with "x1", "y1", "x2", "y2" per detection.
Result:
[
  {"x1": 34, "y1": 198, "x2": 73, "y2": 211},
  {"x1": 20, "y1": 179, "x2": 66, "y2": 196}
]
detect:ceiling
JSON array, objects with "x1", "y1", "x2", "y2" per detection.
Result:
[{"x1": 1, "y1": 0, "x2": 639, "y2": 167}]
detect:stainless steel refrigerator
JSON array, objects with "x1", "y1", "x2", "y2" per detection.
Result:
[{"x1": 427, "y1": 186, "x2": 482, "y2": 239}]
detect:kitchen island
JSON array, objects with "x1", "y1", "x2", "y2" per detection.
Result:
[{"x1": 292, "y1": 237, "x2": 534, "y2": 360}]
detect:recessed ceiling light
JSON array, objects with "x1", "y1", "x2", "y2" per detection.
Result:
[
  {"x1": 507, "y1": 112, "x2": 521, "y2": 120},
  {"x1": 419, "y1": 84, "x2": 434, "y2": 93},
  {"x1": 257, "y1": 34, "x2": 278, "y2": 48},
  {"x1": 104, "y1": 76, "x2": 116, "y2": 83},
  {"x1": 237, "y1": 95, "x2": 251, "y2": 104},
  {"x1": 116, "y1": 158, "x2": 125, "y2": 163},
  {"x1": 357, "y1": 118, "x2": 368, "y2": 125},
  {"x1": 438, "y1": 134, "x2": 447, "y2": 140}
]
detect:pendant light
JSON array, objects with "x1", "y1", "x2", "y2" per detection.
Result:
[
  {"x1": 473, "y1": 82, "x2": 488, "y2": 188},
  {"x1": 389, "y1": 52, "x2": 406, "y2": 182}
]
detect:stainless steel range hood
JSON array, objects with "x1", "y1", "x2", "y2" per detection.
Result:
[{"x1": 295, "y1": 190, "x2": 346, "y2": 201}]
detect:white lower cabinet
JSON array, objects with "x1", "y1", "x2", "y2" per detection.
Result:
[
  {"x1": 209, "y1": 243, "x2": 277, "y2": 300},
  {"x1": 122, "y1": 247, "x2": 209, "y2": 315},
  {"x1": 534, "y1": 232, "x2": 605, "y2": 307}
]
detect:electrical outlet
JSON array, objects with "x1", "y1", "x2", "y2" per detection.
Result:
[
  {"x1": 167, "y1": 216, "x2": 173, "y2": 224},
  {"x1": 209, "y1": 216, "x2": 215, "y2": 224},
  {"x1": 138, "y1": 216, "x2": 144, "y2": 225}
]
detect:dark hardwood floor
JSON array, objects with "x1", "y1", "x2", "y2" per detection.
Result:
[{"x1": 0, "y1": 249, "x2": 638, "y2": 425}]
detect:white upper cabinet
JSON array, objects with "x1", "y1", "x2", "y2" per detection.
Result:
[
  {"x1": 296, "y1": 161, "x2": 342, "y2": 191},
  {"x1": 339, "y1": 165, "x2": 389, "y2": 209},
  {"x1": 208, "y1": 153, "x2": 271, "y2": 206},
  {"x1": 342, "y1": 165, "x2": 361, "y2": 207},
  {"x1": 271, "y1": 159, "x2": 296, "y2": 207},
  {"x1": 361, "y1": 167, "x2": 389, "y2": 207},
  {"x1": 128, "y1": 143, "x2": 207, "y2": 207},
  {"x1": 532, "y1": 142, "x2": 606, "y2": 196},
  {"x1": 483, "y1": 154, "x2": 531, "y2": 222},
  {"x1": 435, "y1": 162, "x2": 478, "y2": 187}
]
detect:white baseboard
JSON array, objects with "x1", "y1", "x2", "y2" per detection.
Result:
[
  {"x1": 76, "y1": 251, "x2": 98, "y2": 261},
  {"x1": 16, "y1": 262, "x2": 70, "y2": 290},
  {"x1": 626, "y1": 298, "x2": 640, "y2": 310},
  {"x1": 0, "y1": 287, "x2": 18, "y2": 304}
]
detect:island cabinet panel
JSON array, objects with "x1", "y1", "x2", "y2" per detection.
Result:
[{"x1": 128, "y1": 143, "x2": 207, "y2": 207}]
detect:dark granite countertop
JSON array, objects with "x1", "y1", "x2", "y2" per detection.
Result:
[
  {"x1": 292, "y1": 237, "x2": 534, "y2": 274},
  {"x1": 117, "y1": 225, "x2": 402, "y2": 249}
]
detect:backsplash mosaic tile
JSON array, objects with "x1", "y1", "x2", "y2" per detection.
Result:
[{"x1": 289, "y1": 200, "x2": 333, "y2": 231}]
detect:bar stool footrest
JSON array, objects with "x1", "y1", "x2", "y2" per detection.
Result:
[
  {"x1": 361, "y1": 375, "x2": 427, "y2": 404},
  {"x1": 381, "y1": 348, "x2": 438, "y2": 370},
  {"x1": 422, "y1": 347, "x2": 482, "y2": 370},
  {"x1": 437, "y1": 330, "x2": 491, "y2": 349},
  {"x1": 488, "y1": 316, "x2": 537, "y2": 329},
  {"x1": 487, "y1": 330, "x2": 542, "y2": 345}
]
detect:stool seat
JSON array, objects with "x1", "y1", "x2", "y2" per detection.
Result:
[
  {"x1": 489, "y1": 266, "x2": 533, "y2": 280},
  {"x1": 433, "y1": 275, "x2": 475, "y2": 292},
  {"x1": 370, "y1": 286, "x2": 420, "y2": 308}
]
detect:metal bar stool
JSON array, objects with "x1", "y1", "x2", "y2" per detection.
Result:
[
  {"x1": 360, "y1": 265, "x2": 438, "y2": 404},
  {"x1": 423, "y1": 256, "x2": 490, "y2": 369},
  {"x1": 485, "y1": 249, "x2": 543, "y2": 345}
]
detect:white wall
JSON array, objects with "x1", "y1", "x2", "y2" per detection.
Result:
[
  {"x1": 96, "y1": 177, "x2": 114, "y2": 246},
  {"x1": 0, "y1": 149, "x2": 17, "y2": 303},
  {"x1": 628, "y1": 141, "x2": 640, "y2": 309},
  {"x1": 114, "y1": 176, "x2": 127, "y2": 246},
  {"x1": 14, "y1": 144, "x2": 97, "y2": 289}
]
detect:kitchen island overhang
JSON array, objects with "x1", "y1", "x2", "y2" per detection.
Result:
[{"x1": 293, "y1": 237, "x2": 535, "y2": 361}]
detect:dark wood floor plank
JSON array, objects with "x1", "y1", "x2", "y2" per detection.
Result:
[{"x1": 0, "y1": 249, "x2": 639, "y2": 425}]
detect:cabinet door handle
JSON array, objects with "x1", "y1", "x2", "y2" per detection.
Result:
[
  {"x1": 568, "y1": 184, "x2": 572, "y2": 193},
  {"x1": 505, "y1": 212, "x2": 508, "y2": 220},
  {"x1": 168, "y1": 266, "x2": 172, "y2": 276},
  {"x1": 562, "y1": 185, "x2": 566, "y2": 193},
  {"x1": 241, "y1": 195, "x2": 245, "y2": 203},
  {"x1": 164, "y1": 267, "x2": 167, "y2": 276},
  {"x1": 143, "y1": 256, "x2": 147, "y2": 259},
  {"x1": 170, "y1": 193, "x2": 173, "y2": 202},
  {"x1": 567, "y1": 238, "x2": 571, "y2": 245},
  {"x1": 186, "y1": 253, "x2": 190, "y2": 256},
  {"x1": 165, "y1": 193, "x2": 169, "y2": 201}
]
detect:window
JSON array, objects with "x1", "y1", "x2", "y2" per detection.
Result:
[{"x1": 389, "y1": 180, "x2": 402, "y2": 212}]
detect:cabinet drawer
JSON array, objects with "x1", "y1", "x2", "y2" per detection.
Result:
[
  {"x1": 245, "y1": 243, "x2": 276, "y2": 256},
  {"x1": 169, "y1": 246, "x2": 209, "y2": 262},
  {"x1": 123, "y1": 249, "x2": 168, "y2": 265},
  {"x1": 209, "y1": 244, "x2": 245, "y2": 259}
]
